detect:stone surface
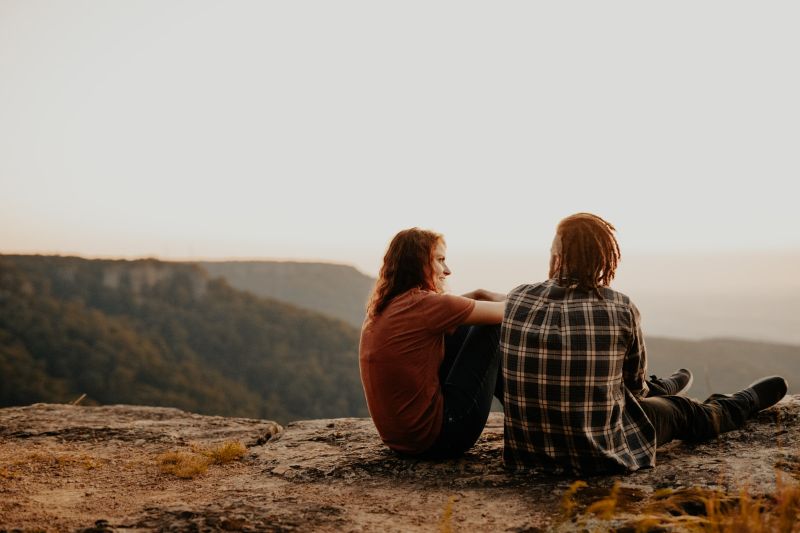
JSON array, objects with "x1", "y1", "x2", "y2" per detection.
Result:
[{"x1": 0, "y1": 397, "x2": 798, "y2": 532}]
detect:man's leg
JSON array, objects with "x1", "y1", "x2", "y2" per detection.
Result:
[
  {"x1": 639, "y1": 394, "x2": 749, "y2": 445},
  {"x1": 646, "y1": 369, "x2": 693, "y2": 397},
  {"x1": 425, "y1": 325, "x2": 501, "y2": 458},
  {"x1": 640, "y1": 376, "x2": 786, "y2": 445}
]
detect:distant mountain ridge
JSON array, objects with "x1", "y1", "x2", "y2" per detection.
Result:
[
  {"x1": 199, "y1": 259, "x2": 798, "y2": 400},
  {"x1": 2, "y1": 254, "x2": 797, "y2": 423},
  {"x1": 200, "y1": 261, "x2": 374, "y2": 328},
  {"x1": 0, "y1": 254, "x2": 367, "y2": 423},
  {"x1": 645, "y1": 336, "x2": 799, "y2": 400}
]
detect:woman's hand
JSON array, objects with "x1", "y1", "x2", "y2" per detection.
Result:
[
  {"x1": 461, "y1": 289, "x2": 507, "y2": 302},
  {"x1": 461, "y1": 289, "x2": 507, "y2": 324}
]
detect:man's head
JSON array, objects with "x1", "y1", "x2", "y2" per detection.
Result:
[{"x1": 549, "y1": 213, "x2": 621, "y2": 292}]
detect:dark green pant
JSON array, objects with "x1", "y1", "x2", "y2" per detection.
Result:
[{"x1": 639, "y1": 390, "x2": 756, "y2": 445}]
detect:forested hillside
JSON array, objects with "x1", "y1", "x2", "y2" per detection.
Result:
[
  {"x1": 200, "y1": 261, "x2": 374, "y2": 328},
  {"x1": 2, "y1": 254, "x2": 797, "y2": 424},
  {"x1": 0, "y1": 255, "x2": 367, "y2": 423},
  {"x1": 198, "y1": 260, "x2": 799, "y2": 400}
]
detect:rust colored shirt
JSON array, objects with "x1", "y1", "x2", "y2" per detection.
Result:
[{"x1": 359, "y1": 289, "x2": 476, "y2": 454}]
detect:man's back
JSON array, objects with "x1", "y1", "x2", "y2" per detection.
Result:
[{"x1": 501, "y1": 279, "x2": 656, "y2": 474}]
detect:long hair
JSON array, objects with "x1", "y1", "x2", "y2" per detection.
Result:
[
  {"x1": 366, "y1": 228, "x2": 443, "y2": 318},
  {"x1": 549, "y1": 213, "x2": 620, "y2": 296}
]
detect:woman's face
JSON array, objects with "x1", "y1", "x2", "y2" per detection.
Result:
[{"x1": 430, "y1": 241, "x2": 451, "y2": 292}]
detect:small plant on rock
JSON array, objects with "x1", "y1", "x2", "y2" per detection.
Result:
[{"x1": 157, "y1": 440, "x2": 246, "y2": 479}]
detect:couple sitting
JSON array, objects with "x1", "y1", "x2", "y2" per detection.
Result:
[{"x1": 358, "y1": 213, "x2": 788, "y2": 475}]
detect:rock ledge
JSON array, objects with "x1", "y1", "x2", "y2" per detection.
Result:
[{"x1": 1, "y1": 397, "x2": 798, "y2": 531}]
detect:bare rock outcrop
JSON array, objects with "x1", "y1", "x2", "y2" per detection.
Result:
[{"x1": 1, "y1": 397, "x2": 798, "y2": 532}]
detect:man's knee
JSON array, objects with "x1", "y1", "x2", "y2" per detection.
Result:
[{"x1": 640, "y1": 397, "x2": 681, "y2": 445}]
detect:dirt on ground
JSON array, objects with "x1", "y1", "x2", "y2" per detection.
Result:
[{"x1": 0, "y1": 398, "x2": 797, "y2": 532}]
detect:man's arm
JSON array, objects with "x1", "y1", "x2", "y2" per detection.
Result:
[{"x1": 622, "y1": 304, "x2": 649, "y2": 398}]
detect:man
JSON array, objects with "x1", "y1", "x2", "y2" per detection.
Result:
[{"x1": 501, "y1": 213, "x2": 787, "y2": 474}]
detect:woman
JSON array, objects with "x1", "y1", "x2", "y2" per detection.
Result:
[{"x1": 359, "y1": 228, "x2": 505, "y2": 458}]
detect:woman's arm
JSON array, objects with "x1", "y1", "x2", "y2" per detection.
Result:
[
  {"x1": 461, "y1": 289, "x2": 506, "y2": 302},
  {"x1": 463, "y1": 300, "x2": 505, "y2": 325}
]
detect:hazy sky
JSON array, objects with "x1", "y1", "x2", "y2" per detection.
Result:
[{"x1": 2, "y1": 1, "x2": 799, "y2": 286}]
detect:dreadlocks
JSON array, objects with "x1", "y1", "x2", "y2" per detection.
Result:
[{"x1": 549, "y1": 212, "x2": 621, "y2": 297}]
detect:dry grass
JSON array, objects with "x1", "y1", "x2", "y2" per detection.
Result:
[
  {"x1": 561, "y1": 480, "x2": 588, "y2": 519},
  {"x1": 198, "y1": 441, "x2": 247, "y2": 464},
  {"x1": 1, "y1": 451, "x2": 105, "y2": 477},
  {"x1": 562, "y1": 473, "x2": 800, "y2": 532},
  {"x1": 70, "y1": 393, "x2": 87, "y2": 405},
  {"x1": 157, "y1": 450, "x2": 210, "y2": 479},
  {"x1": 157, "y1": 440, "x2": 246, "y2": 479},
  {"x1": 558, "y1": 405, "x2": 799, "y2": 531},
  {"x1": 438, "y1": 495, "x2": 456, "y2": 533},
  {"x1": 585, "y1": 481, "x2": 621, "y2": 520}
]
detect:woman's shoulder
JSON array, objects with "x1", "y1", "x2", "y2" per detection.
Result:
[
  {"x1": 395, "y1": 290, "x2": 473, "y2": 317},
  {"x1": 383, "y1": 288, "x2": 437, "y2": 311},
  {"x1": 386, "y1": 289, "x2": 473, "y2": 314},
  {"x1": 401, "y1": 287, "x2": 452, "y2": 299}
]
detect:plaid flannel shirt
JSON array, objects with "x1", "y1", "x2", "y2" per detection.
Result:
[{"x1": 501, "y1": 279, "x2": 656, "y2": 474}]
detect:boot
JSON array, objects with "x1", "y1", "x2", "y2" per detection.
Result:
[
  {"x1": 738, "y1": 376, "x2": 788, "y2": 415},
  {"x1": 648, "y1": 368, "x2": 693, "y2": 396}
]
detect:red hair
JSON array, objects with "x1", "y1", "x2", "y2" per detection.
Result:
[
  {"x1": 367, "y1": 228, "x2": 443, "y2": 318},
  {"x1": 549, "y1": 213, "x2": 620, "y2": 296}
]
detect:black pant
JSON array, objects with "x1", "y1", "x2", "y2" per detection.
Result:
[
  {"x1": 417, "y1": 325, "x2": 502, "y2": 459},
  {"x1": 639, "y1": 390, "x2": 757, "y2": 446}
]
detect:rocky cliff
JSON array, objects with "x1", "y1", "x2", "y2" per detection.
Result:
[{"x1": 1, "y1": 398, "x2": 798, "y2": 532}]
